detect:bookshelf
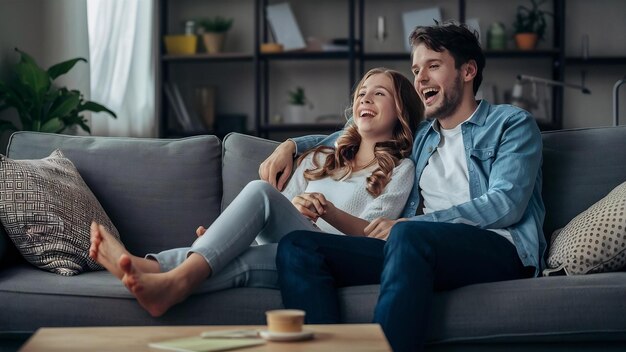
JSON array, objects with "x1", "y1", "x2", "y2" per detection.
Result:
[{"x1": 157, "y1": 0, "x2": 626, "y2": 139}]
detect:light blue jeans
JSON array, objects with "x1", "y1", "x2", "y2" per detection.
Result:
[{"x1": 147, "y1": 180, "x2": 320, "y2": 293}]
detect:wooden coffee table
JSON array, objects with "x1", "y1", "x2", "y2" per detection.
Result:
[{"x1": 19, "y1": 324, "x2": 391, "y2": 351}]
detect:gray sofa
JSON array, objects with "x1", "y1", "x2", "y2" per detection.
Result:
[{"x1": 1, "y1": 127, "x2": 626, "y2": 351}]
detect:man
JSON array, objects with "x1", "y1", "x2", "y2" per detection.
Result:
[{"x1": 259, "y1": 22, "x2": 545, "y2": 352}]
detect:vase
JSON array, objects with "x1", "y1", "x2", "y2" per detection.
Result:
[
  {"x1": 164, "y1": 35, "x2": 197, "y2": 55},
  {"x1": 202, "y1": 33, "x2": 226, "y2": 54},
  {"x1": 194, "y1": 87, "x2": 216, "y2": 131},
  {"x1": 487, "y1": 22, "x2": 507, "y2": 50},
  {"x1": 283, "y1": 105, "x2": 308, "y2": 124},
  {"x1": 515, "y1": 33, "x2": 538, "y2": 51}
]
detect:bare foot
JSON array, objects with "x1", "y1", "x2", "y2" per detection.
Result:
[
  {"x1": 89, "y1": 222, "x2": 160, "y2": 279},
  {"x1": 89, "y1": 222, "x2": 131, "y2": 279},
  {"x1": 196, "y1": 226, "x2": 207, "y2": 237},
  {"x1": 119, "y1": 254, "x2": 191, "y2": 317}
]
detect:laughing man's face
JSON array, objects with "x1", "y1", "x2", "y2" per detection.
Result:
[{"x1": 411, "y1": 44, "x2": 464, "y2": 121}]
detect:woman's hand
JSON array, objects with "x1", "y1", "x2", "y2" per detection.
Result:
[
  {"x1": 292, "y1": 192, "x2": 331, "y2": 221},
  {"x1": 259, "y1": 140, "x2": 296, "y2": 191},
  {"x1": 364, "y1": 217, "x2": 408, "y2": 240}
]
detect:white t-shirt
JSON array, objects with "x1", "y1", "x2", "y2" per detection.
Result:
[
  {"x1": 419, "y1": 118, "x2": 513, "y2": 243},
  {"x1": 282, "y1": 153, "x2": 415, "y2": 235},
  {"x1": 419, "y1": 121, "x2": 469, "y2": 213}
]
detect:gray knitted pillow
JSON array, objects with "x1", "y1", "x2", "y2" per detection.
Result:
[
  {"x1": 544, "y1": 181, "x2": 626, "y2": 276},
  {"x1": 0, "y1": 150, "x2": 121, "y2": 276}
]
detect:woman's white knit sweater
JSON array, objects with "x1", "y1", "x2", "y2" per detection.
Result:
[{"x1": 281, "y1": 153, "x2": 415, "y2": 235}]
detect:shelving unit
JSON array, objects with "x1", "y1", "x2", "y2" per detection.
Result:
[
  {"x1": 565, "y1": 57, "x2": 626, "y2": 65},
  {"x1": 157, "y1": 0, "x2": 625, "y2": 139},
  {"x1": 255, "y1": 0, "x2": 357, "y2": 139},
  {"x1": 157, "y1": 0, "x2": 258, "y2": 139},
  {"x1": 162, "y1": 53, "x2": 254, "y2": 62},
  {"x1": 356, "y1": 0, "x2": 565, "y2": 131}
]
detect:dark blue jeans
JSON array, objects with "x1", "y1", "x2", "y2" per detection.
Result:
[{"x1": 276, "y1": 221, "x2": 534, "y2": 352}]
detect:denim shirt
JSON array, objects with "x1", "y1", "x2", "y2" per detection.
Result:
[{"x1": 292, "y1": 100, "x2": 546, "y2": 275}]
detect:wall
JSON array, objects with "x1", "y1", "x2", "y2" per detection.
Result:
[
  {"x1": 562, "y1": 0, "x2": 626, "y2": 128},
  {"x1": 0, "y1": 0, "x2": 44, "y2": 153},
  {"x1": 1, "y1": 0, "x2": 625, "y2": 149},
  {"x1": 365, "y1": 0, "x2": 626, "y2": 129},
  {"x1": 362, "y1": 0, "x2": 554, "y2": 121},
  {"x1": 0, "y1": 0, "x2": 89, "y2": 153}
]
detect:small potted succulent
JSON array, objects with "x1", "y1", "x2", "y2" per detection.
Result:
[
  {"x1": 283, "y1": 87, "x2": 311, "y2": 124},
  {"x1": 198, "y1": 16, "x2": 234, "y2": 54},
  {"x1": 512, "y1": 0, "x2": 553, "y2": 50}
]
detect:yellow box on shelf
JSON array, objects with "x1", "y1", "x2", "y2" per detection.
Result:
[{"x1": 164, "y1": 35, "x2": 197, "y2": 55}]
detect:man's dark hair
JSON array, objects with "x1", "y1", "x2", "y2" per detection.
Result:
[{"x1": 409, "y1": 21, "x2": 485, "y2": 95}]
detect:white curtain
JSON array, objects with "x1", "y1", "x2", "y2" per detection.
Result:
[{"x1": 86, "y1": 0, "x2": 156, "y2": 137}]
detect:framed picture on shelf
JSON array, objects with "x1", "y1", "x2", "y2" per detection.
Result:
[{"x1": 266, "y1": 3, "x2": 306, "y2": 51}]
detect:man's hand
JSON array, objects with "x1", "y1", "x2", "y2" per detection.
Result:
[
  {"x1": 259, "y1": 140, "x2": 296, "y2": 191},
  {"x1": 292, "y1": 193, "x2": 330, "y2": 221},
  {"x1": 364, "y1": 217, "x2": 408, "y2": 240}
]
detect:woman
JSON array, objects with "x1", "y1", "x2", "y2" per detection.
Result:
[{"x1": 89, "y1": 67, "x2": 423, "y2": 317}]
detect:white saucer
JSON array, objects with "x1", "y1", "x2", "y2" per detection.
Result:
[{"x1": 259, "y1": 330, "x2": 314, "y2": 342}]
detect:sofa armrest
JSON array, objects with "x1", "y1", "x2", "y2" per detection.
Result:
[
  {"x1": 0, "y1": 226, "x2": 23, "y2": 269},
  {"x1": 221, "y1": 133, "x2": 280, "y2": 210}
]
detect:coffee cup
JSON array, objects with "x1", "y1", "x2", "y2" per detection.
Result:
[{"x1": 265, "y1": 309, "x2": 305, "y2": 333}]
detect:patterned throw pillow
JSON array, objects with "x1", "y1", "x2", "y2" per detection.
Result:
[
  {"x1": 544, "y1": 181, "x2": 626, "y2": 276},
  {"x1": 0, "y1": 150, "x2": 121, "y2": 276}
]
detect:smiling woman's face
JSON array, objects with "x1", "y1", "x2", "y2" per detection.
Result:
[{"x1": 353, "y1": 73, "x2": 398, "y2": 141}]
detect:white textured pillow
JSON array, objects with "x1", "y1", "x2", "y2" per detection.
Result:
[
  {"x1": 0, "y1": 150, "x2": 121, "y2": 276},
  {"x1": 544, "y1": 181, "x2": 626, "y2": 276}
]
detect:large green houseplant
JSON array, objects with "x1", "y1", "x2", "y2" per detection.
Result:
[{"x1": 0, "y1": 48, "x2": 116, "y2": 135}]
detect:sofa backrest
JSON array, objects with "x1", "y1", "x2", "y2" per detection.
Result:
[
  {"x1": 541, "y1": 126, "x2": 626, "y2": 245},
  {"x1": 223, "y1": 127, "x2": 626, "y2": 252},
  {"x1": 2, "y1": 132, "x2": 223, "y2": 258},
  {"x1": 2, "y1": 127, "x2": 625, "y2": 267},
  {"x1": 221, "y1": 133, "x2": 280, "y2": 210}
]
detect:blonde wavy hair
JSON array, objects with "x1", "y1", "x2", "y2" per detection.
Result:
[{"x1": 298, "y1": 68, "x2": 423, "y2": 197}]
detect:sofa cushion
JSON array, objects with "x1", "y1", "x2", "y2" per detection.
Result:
[
  {"x1": 0, "y1": 227, "x2": 7, "y2": 263},
  {"x1": 5, "y1": 132, "x2": 222, "y2": 257},
  {"x1": 0, "y1": 265, "x2": 282, "y2": 330},
  {"x1": 0, "y1": 150, "x2": 120, "y2": 275},
  {"x1": 544, "y1": 181, "x2": 626, "y2": 276},
  {"x1": 339, "y1": 276, "x2": 626, "y2": 344},
  {"x1": 2, "y1": 265, "x2": 626, "y2": 343},
  {"x1": 430, "y1": 274, "x2": 626, "y2": 344}
]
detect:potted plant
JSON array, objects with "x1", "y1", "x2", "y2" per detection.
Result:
[
  {"x1": 0, "y1": 48, "x2": 116, "y2": 135},
  {"x1": 512, "y1": 0, "x2": 553, "y2": 50},
  {"x1": 198, "y1": 16, "x2": 234, "y2": 54},
  {"x1": 283, "y1": 87, "x2": 310, "y2": 124}
]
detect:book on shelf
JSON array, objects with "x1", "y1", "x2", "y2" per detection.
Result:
[
  {"x1": 465, "y1": 18, "x2": 482, "y2": 45},
  {"x1": 266, "y1": 2, "x2": 306, "y2": 51},
  {"x1": 320, "y1": 38, "x2": 361, "y2": 52},
  {"x1": 164, "y1": 82, "x2": 207, "y2": 134},
  {"x1": 194, "y1": 86, "x2": 216, "y2": 132}
]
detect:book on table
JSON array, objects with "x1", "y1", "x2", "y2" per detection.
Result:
[{"x1": 149, "y1": 335, "x2": 264, "y2": 352}]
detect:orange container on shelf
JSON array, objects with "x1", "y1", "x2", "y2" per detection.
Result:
[
  {"x1": 260, "y1": 43, "x2": 284, "y2": 54},
  {"x1": 164, "y1": 35, "x2": 197, "y2": 55}
]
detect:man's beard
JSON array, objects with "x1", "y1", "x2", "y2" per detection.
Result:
[{"x1": 425, "y1": 74, "x2": 464, "y2": 121}]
